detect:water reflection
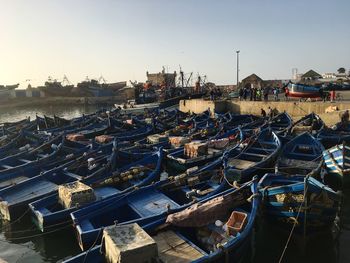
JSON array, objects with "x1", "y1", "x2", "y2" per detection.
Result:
[{"x1": 0, "y1": 104, "x2": 112, "y2": 123}]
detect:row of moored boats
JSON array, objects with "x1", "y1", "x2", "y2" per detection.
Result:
[{"x1": 0, "y1": 108, "x2": 348, "y2": 262}]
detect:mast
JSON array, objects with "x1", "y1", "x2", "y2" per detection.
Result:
[{"x1": 179, "y1": 66, "x2": 184, "y2": 88}]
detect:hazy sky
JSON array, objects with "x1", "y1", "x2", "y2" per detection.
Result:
[{"x1": 1, "y1": 0, "x2": 349, "y2": 87}]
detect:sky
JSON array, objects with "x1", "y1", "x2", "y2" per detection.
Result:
[{"x1": 1, "y1": 0, "x2": 350, "y2": 88}]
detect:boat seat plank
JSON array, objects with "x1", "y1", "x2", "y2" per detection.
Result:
[
  {"x1": 228, "y1": 158, "x2": 255, "y2": 169},
  {"x1": 153, "y1": 230, "x2": 204, "y2": 263},
  {"x1": 80, "y1": 219, "x2": 94, "y2": 231},
  {"x1": 0, "y1": 176, "x2": 29, "y2": 189},
  {"x1": 248, "y1": 147, "x2": 273, "y2": 153},
  {"x1": 18, "y1": 159, "x2": 32, "y2": 164},
  {"x1": 63, "y1": 171, "x2": 83, "y2": 180},
  {"x1": 94, "y1": 187, "x2": 121, "y2": 199},
  {"x1": 128, "y1": 189, "x2": 180, "y2": 217},
  {"x1": 279, "y1": 158, "x2": 319, "y2": 168},
  {"x1": 243, "y1": 152, "x2": 266, "y2": 158},
  {"x1": 38, "y1": 207, "x2": 51, "y2": 215},
  {"x1": 1, "y1": 165, "x2": 13, "y2": 169},
  {"x1": 4, "y1": 180, "x2": 58, "y2": 205}
]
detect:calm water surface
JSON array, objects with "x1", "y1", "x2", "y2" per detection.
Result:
[{"x1": 0, "y1": 105, "x2": 349, "y2": 263}]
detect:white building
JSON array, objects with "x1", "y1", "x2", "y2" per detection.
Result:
[{"x1": 322, "y1": 73, "x2": 337, "y2": 79}]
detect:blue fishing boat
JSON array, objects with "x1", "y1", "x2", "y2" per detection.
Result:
[
  {"x1": 166, "y1": 127, "x2": 243, "y2": 173},
  {"x1": 29, "y1": 148, "x2": 163, "y2": 232},
  {"x1": 262, "y1": 112, "x2": 293, "y2": 136},
  {"x1": 323, "y1": 142, "x2": 350, "y2": 189},
  {"x1": 71, "y1": 159, "x2": 228, "y2": 250},
  {"x1": 258, "y1": 173, "x2": 341, "y2": 233},
  {"x1": 110, "y1": 124, "x2": 154, "y2": 142},
  {"x1": 332, "y1": 121, "x2": 350, "y2": 132},
  {"x1": 317, "y1": 128, "x2": 350, "y2": 148},
  {"x1": 223, "y1": 129, "x2": 281, "y2": 183},
  {"x1": 276, "y1": 132, "x2": 324, "y2": 177},
  {"x1": 214, "y1": 113, "x2": 264, "y2": 132},
  {"x1": 63, "y1": 177, "x2": 259, "y2": 263},
  {"x1": 0, "y1": 136, "x2": 91, "y2": 189},
  {"x1": 0, "y1": 130, "x2": 46, "y2": 159},
  {"x1": 289, "y1": 112, "x2": 325, "y2": 136},
  {"x1": 0, "y1": 144, "x2": 115, "y2": 221},
  {"x1": 118, "y1": 120, "x2": 212, "y2": 159}
]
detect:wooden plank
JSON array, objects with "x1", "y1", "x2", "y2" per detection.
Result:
[
  {"x1": 0, "y1": 176, "x2": 28, "y2": 188},
  {"x1": 228, "y1": 158, "x2": 255, "y2": 169},
  {"x1": 153, "y1": 230, "x2": 204, "y2": 263},
  {"x1": 5, "y1": 180, "x2": 58, "y2": 204}
]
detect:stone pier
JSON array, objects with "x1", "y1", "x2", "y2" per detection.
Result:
[{"x1": 179, "y1": 98, "x2": 350, "y2": 126}]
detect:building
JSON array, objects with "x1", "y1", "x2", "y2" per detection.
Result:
[
  {"x1": 237, "y1": 74, "x2": 291, "y2": 91},
  {"x1": 322, "y1": 73, "x2": 337, "y2": 79},
  {"x1": 239, "y1": 74, "x2": 264, "y2": 89},
  {"x1": 300, "y1": 70, "x2": 322, "y2": 81},
  {"x1": 146, "y1": 68, "x2": 177, "y2": 87}
]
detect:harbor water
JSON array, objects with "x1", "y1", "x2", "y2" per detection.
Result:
[{"x1": 0, "y1": 105, "x2": 348, "y2": 263}]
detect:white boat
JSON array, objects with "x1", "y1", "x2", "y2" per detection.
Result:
[{"x1": 114, "y1": 100, "x2": 160, "y2": 114}]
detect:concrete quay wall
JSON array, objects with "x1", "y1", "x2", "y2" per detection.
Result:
[{"x1": 179, "y1": 98, "x2": 350, "y2": 126}]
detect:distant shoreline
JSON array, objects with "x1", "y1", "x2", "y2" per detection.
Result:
[{"x1": 0, "y1": 96, "x2": 124, "y2": 109}]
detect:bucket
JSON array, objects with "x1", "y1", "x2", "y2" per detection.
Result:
[{"x1": 226, "y1": 211, "x2": 247, "y2": 236}]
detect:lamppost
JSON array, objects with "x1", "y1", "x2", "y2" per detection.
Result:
[{"x1": 236, "y1": 50, "x2": 240, "y2": 88}]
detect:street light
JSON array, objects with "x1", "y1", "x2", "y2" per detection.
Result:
[{"x1": 236, "y1": 50, "x2": 240, "y2": 88}]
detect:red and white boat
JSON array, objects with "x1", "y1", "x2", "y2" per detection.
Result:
[{"x1": 287, "y1": 82, "x2": 320, "y2": 98}]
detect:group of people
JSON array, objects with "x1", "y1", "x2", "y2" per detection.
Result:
[
  {"x1": 239, "y1": 86, "x2": 282, "y2": 102},
  {"x1": 209, "y1": 88, "x2": 223, "y2": 101}
]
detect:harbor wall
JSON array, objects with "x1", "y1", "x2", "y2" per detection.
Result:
[
  {"x1": 179, "y1": 98, "x2": 350, "y2": 126},
  {"x1": 179, "y1": 99, "x2": 227, "y2": 114}
]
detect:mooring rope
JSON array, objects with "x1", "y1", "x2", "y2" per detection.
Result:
[{"x1": 278, "y1": 178, "x2": 309, "y2": 263}]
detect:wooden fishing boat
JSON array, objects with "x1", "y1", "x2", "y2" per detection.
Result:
[
  {"x1": 117, "y1": 121, "x2": 207, "y2": 159},
  {"x1": 323, "y1": 142, "x2": 350, "y2": 189},
  {"x1": 0, "y1": 130, "x2": 46, "y2": 159},
  {"x1": 110, "y1": 124, "x2": 154, "y2": 142},
  {"x1": 289, "y1": 113, "x2": 325, "y2": 136},
  {"x1": 0, "y1": 144, "x2": 114, "y2": 221},
  {"x1": 166, "y1": 128, "x2": 243, "y2": 173},
  {"x1": 71, "y1": 161, "x2": 228, "y2": 250},
  {"x1": 0, "y1": 136, "x2": 99, "y2": 191},
  {"x1": 317, "y1": 128, "x2": 350, "y2": 148},
  {"x1": 64, "y1": 177, "x2": 259, "y2": 263},
  {"x1": 29, "y1": 149, "x2": 163, "y2": 232},
  {"x1": 36, "y1": 114, "x2": 98, "y2": 134},
  {"x1": 222, "y1": 114, "x2": 262, "y2": 130},
  {"x1": 258, "y1": 173, "x2": 341, "y2": 233},
  {"x1": 276, "y1": 132, "x2": 324, "y2": 177},
  {"x1": 223, "y1": 129, "x2": 281, "y2": 183},
  {"x1": 332, "y1": 121, "x2": 350, "y2": 132},
  {"x1": 1, "y1": 117, "x2": 36, "y2": 133},
  {"x1": 262, "y1": 112, "x2": 293, "y2": 136}
]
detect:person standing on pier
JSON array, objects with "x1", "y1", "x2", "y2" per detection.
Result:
[
  {"x1": 284, "y1": 86, "x2": 289, "y2": 101},
  {"x1": 210, "y1": 89, "x2": 215, "y2": 101},
  {"x1": 263, "y1": 87, "x2": 269, "y2": 101},
  {"x1": 267, "y1": 106, "x2": 273, "y2": 119},
  {"x1": 239, "y1": 88, "x2": 243, "y2": 101},
  {"x1": 256, "y1": 88, "x2": 261, "y2": 101},
  {"x1": 243, "y1": 87, "x2": 248, "y2": 101},
  {"x1": 330, "y1": 88, "x2": 336, "y2": 102}
]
